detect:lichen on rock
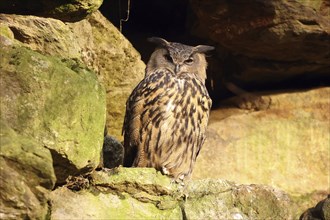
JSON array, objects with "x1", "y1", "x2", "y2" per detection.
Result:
[
  {"x1": 0, "y1": 43, "x2": 106, "y2": 184},
  {"x1": 0, "y1": 0, "x2": 104, "y2": 22},
  {"x1": 49, "y1": 168, "x2": 293, "y2": 219},
  {"x1": 0, "y1": 11, "x2": 145, "y2": 140},
  {"x1": 0, "y1": 120, "x2": 56, "y2": 219}
]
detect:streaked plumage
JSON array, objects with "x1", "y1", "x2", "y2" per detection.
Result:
[{"x1": 123, "y1": 37, "x2": 214, "y2": 182}]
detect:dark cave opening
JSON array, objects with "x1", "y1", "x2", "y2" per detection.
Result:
[{"x1": 99, "y1": 0, "x2": 197, "y2": 62}]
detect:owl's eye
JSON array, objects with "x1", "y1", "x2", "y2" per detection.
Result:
[
  {"x1": 164, "y1": 54, "x2": 173, "y2": 62},
  {"x1": 184, "y1": 57, "x2": 194, "y2": 65}
]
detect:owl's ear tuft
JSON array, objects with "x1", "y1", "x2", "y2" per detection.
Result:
[
  {"x1": 194, "y1": 45, "x2": 215, "y2": 54},
  {"x1": 148, "y1": 37, "x2": 170, "y2": 47}
]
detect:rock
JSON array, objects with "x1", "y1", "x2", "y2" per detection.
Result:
[
  {"x1": 50, "y1": 186, "x2": 182, "y2": 219},
  {"x1": 0, "y1": 120, "x2": 56, "y2": 219},
  {"x1": 51, "y1": 168, "x2": 182, "y2": 219},
  {"x1": 0, "y1": 0, "x2": 103, "y2": 22},
  {"x1": 0, "y1": 11, "x2": 145, "y2": 140},
  {"x1": 90, "y1": 167, "x2": 178, "y2": 195},
  {"x1": 321, "y1": 198, "x2": 330, "y2": 220},
  {"x1": 100, "y1": 135, "x2": 124, "y2": 168},
  {"x1": 0, "y1": 44, "x2": 106, "y2": 184},
  {"x1": 0, "y1": 14, "x2": 82, "y2": 60},
  {"x1": 194, "y1": 87, "x2": 330, "y2": 196},
  {"x1": 50, "y1": 167, "x2": 292, "y2": 219},
  {"x1": 83, "y1": 11, "x2": 145, "y2": 140},
  {"x1": 185, "y1": 180, "x2": 291, "y2": 220},
  {"x1": 190, "y1": 0, "x2": 330, "y2": 87},
  {"x1": 300, "y1": 195, "x2": 330, "y2": 220},
  {"x1": 291, "y1": 191, "x2": 329, "y2": 219}
]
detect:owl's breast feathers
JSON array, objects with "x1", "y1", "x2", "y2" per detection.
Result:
[{"x1": 123, "y1": 68, "x2": 212, "y2": 180}]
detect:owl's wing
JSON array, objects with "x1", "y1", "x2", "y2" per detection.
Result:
[{"x1": 122, "y1": 68, "x2": 169, "y2": 166}]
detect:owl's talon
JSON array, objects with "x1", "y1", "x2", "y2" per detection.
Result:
[{"x1": 162, "y1": 167, "x2": 170, "y2": 175}]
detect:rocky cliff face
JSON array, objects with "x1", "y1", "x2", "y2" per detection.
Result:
[
  {"x1": 0, "y1": 0, "x2": 329, "y2": 219},
  {"x1": 190, "y1": 0, "x2": 329, "y2": 88},
  {"x1": 0, "y1": 10, "x2": 145, "y2": 140},
  {"x1": 0, "y1": 45, "x2": 106, "y2": 184},
  {"x1": 194, "y1": 87, "x2": 330, "y2": 195},
  {"x1": 193, "y1": 87, "x2": 330, "y2": 217},
  {"x1": 0, "y1": 121, "x2": 56, "y2": 219}
]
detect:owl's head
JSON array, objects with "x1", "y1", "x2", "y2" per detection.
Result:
[{"x1": 146, "y1": 37, "x2": 214, "y2": 82}]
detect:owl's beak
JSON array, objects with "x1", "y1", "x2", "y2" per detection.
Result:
[{"x1": 175, "y1": 64, "x2": 180, "y2": 73}]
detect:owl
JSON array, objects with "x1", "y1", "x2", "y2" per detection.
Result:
[{"x1": 123, "y1": 37, "x2": 214, "y2": 183}]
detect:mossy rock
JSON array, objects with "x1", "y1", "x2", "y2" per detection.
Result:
[
  {"x1": 50, "y1": 168, "x2": 292, "y2": 219},
  {"x1": 0, "y1": 12, "x2": 146, "y2": 140},
  {"x1": 0, "y1": 44, "x2": 106, "y2": 183},
  {"x1": 0, "y1": 0, "x2": 103, "y2": 22},
  {"x1": 0, "y1": 120, "x2": 56, "y2": 219}
]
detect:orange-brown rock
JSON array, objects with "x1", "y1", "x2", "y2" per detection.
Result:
[
  {"x1": 190, "y1": 0, "x2": 330, "y2": 89},
  {"x1": 194, "y1": 87, "x2": 330, "y2": 196}
]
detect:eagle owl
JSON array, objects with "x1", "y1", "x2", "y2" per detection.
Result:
[{"x1": 123, "y1": 37, "x2": 214, "y2": 182}]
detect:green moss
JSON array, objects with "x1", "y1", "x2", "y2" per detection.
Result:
[
  {"x1": 110, "y1": 192, "x2": 182, "y2": 219},
  {"x1": 0, "y1": 157, "x2": 51, "y2": 219},
  {"x1": 91, "y1": 167, "x2": 179, "y2": 195},
  {"x1": 0, "y1": 24, "x2": 14, "y2": 39},
  {"x1": 51, "y1": 187, "x2": 182, "y2": 219},
  {"x1": 54, "y1": 3, "x2": 77, "y2": 14},
  {"x1": 44, "y1": 0, "x2": 103, "y2": 21},
  {"x1": 0, "y1": 119, "x2": 56, "y2": 190},
  {"x1": 51, "y1": 169, "x2": 293, "y2": 219},
  {"x1": 0, "y1": 45, "x2": 106, "y2": 181}
]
